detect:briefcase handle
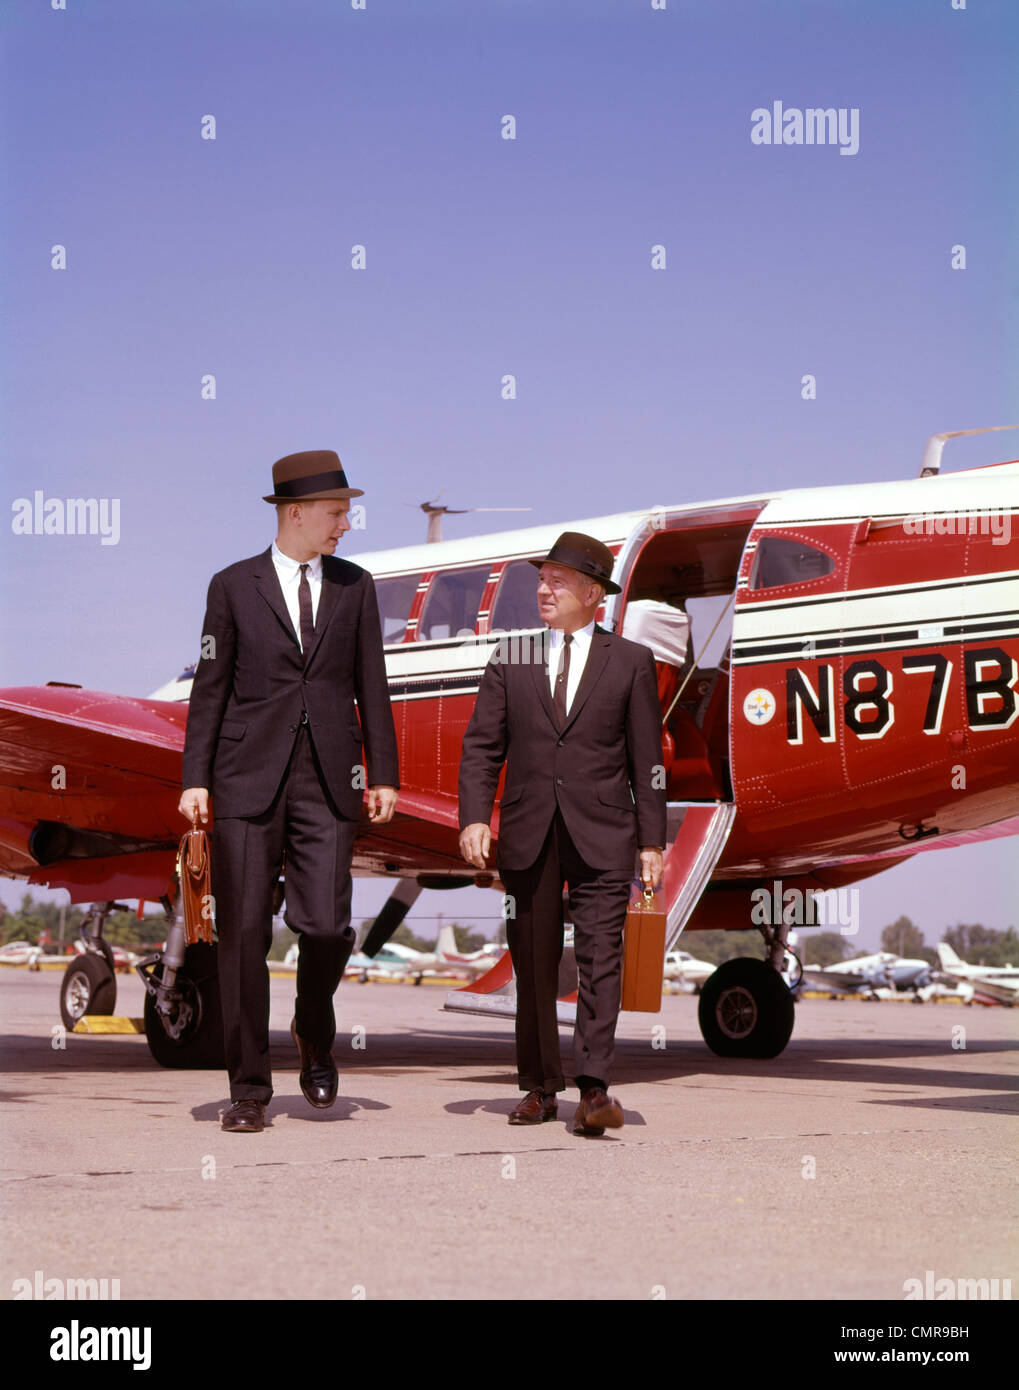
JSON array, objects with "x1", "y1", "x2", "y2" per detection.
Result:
[{"x1": 631, "y1": 881, "x2": 658, "y2": 911}]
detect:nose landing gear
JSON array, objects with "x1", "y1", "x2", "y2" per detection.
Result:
[{"x1": 58, "y1": 903, "x2": 122, "y2": 1031}]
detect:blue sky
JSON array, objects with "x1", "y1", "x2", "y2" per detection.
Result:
[{"x1": 2, "y1": 0, "x2": 1016, "y2": 947}]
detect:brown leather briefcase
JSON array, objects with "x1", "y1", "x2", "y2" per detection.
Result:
[
  {"x1": 177, "y1": 820, "x2": 214, "y2": 945},
  {"x1": 620, "y1": 884, "x2": 666, "y2": 1013}
]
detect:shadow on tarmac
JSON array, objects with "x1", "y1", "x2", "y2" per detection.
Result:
[
  {"x1": 190, "y1": 1094, "x2": 392, "y2": 1126},
  {"x1": 444, "y1": 1093, "x2": 647, "y2": 1130},
  {"x1": 2, "y1": 1020, "x2": 1016, "y2": 1123}
]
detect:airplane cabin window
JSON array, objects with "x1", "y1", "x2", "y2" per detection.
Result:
[
  {"x1": 750, "y1": 536, "x2": 834, "y2": 590},
  {"x1": 374, "y1": 574, "x2": 422, "y2": 643},
  {"x1": 490, "y1": 559, "x2": 543, "y2": 631},
  {"x1": 417, "y1": 566, "x2": 490, "y2": 640}
]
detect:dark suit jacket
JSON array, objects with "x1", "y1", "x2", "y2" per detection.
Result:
[
  {"x1": 181, "y1": 548, "x2": 399, "y2": 819},
  {"x1": 458, "y1": 626, "x2": 667, "y2": 872}
]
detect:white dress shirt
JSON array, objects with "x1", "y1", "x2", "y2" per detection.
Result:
[
  {"x1": 547, "y1": 620, "x2": 596, "y2": 713},
  {"x1": 272, "y1": 541, "x2": 322, "y2": 651}
]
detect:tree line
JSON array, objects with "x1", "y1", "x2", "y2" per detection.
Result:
[{"x1": 2, "y1": 894, "x2": 1014, "y2": 968}]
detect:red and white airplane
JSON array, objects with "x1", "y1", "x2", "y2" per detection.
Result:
[{"x1": 1, "y1": 430, "x2": 1016, "y2": 1063}]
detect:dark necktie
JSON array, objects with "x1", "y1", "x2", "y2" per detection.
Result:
[
  {"x1": 298, "y1": 563, "x2": 315, "y2": 660},
  {"x1": 553, "y1": 632, "x2": 573, "y2": 727}
]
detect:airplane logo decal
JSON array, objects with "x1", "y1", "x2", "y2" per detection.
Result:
[{"x1": 743, "y1": 688, "x2": 776, "y2": 725}]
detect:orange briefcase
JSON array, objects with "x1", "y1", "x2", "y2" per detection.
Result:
[{"x1": 620, "y1": 884, "x2": 666, "y2": 1013}]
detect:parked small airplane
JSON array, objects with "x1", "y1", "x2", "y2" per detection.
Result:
[
  {"x1": 366, "y1": 926, "x2": 502, "y2": 982},
  {"x1": 935, "y1": 941, "x2": 1019, "y2": 1006},
  {"x1": 283, "y1": 925, "x2": 501, "y2": 984},
  {"x1": 0, "y1": 939, "x2": 47, "y2": 967},
  {"x1": 431, "y1": 924, "x2": 505, "y2": 976},
  {"x1": 345, "y1": 943, "x2": 429, "y2": 983},
  {"x1": 803, "y1": 951, "x2": 936, "y2": 999},
  {"x1": 0, "y1": 937, "x2": 135, "y2": 973},
  {"x1": 663, "y1": 948, "x2": 716, "y2": 992}
]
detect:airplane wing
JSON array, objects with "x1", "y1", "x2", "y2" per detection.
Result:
[
  {"x1": 349, "y1": 787, "x2": 478, "y2": 877},
  {"x1": 937, "y1": 970, "x2": 1019, "y2": 1006},
  {"x1": 0, "y1": 685, "x2": 482, "y2": 902},
  {"x1": 802, "y1": 966, "x2": 885, "y2": 994},
  {"x1": 0, "y1": 686, "x2": 187, "y2": 901},
  {"x1": 968, "y1": 979, "x2": 1019, "y2": 1006}
]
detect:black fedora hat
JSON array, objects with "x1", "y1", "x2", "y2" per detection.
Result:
[
  {"x1": 263, "y1": 450, "x2": 364, "y2": 503},
  {"x1": 528, "y1": 530, "x2": 621, "y2": 595}
]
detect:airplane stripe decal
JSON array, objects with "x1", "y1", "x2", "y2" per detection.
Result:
[
  {"x1": 735, "y1": 584, "x2": 1019, "y2": 643},
  {"x1": 389, "y1": 678, "x2": 485, "y2": 701},
  {"x1": 753, "y1": 509, "x2": 1019, "y2": 526},
  {"x1": 734, "y1": 608, "x2": 1019, "y2": 649},
  {"x1": 732, "y1": 623, "x2": 1019, "y2": 666},
  {"x1": 384, "y1": 628, "x2": 543, "y2": 656},
  {"x1": 382, "y1": 628, "x2": 1019, "y2": 688}
]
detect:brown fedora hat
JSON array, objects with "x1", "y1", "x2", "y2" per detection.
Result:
[
  {"x1": 262, "y1": 450, "x2": 364, "y2": 503},
  {"x1": 528, "y1": 530, "x2": 621, "y2": 595}
]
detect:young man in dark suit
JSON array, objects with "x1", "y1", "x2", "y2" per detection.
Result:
[
  {"x1": 179, "y1": 451, "x2": 399, "y2": 1133},
  {"x1": 458, "y1": 532, "x2": 666, "y2": 1134}
]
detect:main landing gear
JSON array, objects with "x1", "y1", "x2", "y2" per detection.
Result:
[
  {"x1": 136, "y1": 900, "x2": 225, "y2": 1069},
  {"x1": 697, "y1": 919, "x2": 798, "y2": 1058}
]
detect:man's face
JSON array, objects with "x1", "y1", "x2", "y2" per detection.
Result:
[
  {"x1": 536, "y1": 562, "x2": 602, "y2": 630},
  {"x1": 296, "y1": 499, "x2": 352, "y2": 554}
]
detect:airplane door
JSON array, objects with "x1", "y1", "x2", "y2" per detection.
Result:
[
  {"x1": 607, "y1": 502, "x2": 768, "y2": 805},
  {"x1": 729, "y1": 514, "x2": 862, "y2": 867}
]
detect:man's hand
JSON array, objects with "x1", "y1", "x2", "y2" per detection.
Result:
[
  {"x1": 367, "y1": 786, "x2": 398, "y2": 823},
  {"x1": 179, "y1": 788, "x2": 210, "y2": 825},
  {"x1": 459, "y1": 822, "x2": 491, "y2": 869},
  {"x1": 639, "y1": 847, "x2": 664, "y2": 892}
]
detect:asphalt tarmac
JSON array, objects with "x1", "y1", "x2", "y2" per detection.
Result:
[{"x1": 1, "y1": 967, "x2": 1015, "y2": 1302}]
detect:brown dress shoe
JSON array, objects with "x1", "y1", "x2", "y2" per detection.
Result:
[
  {"x1": 508, "y1": 1089, "x2": 558, "y2": 1125},
  {"x1": 221, "y1": 1099, "x2": 266, "y2": 1133},
  {"x1": 573, "y1": 1086, "x2": 624, "y2": 1136},
  {"x1": 291, "y1": 1017, "x2": 338, "y2": 1108}
]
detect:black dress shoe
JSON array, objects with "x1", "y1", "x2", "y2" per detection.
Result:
[
  {"x1": 291, "y1": 1017, "x2": 338, "y2": 1109},
  {"x1": 573, "y1": 1086, "x2": 624, "y2": 1136},
  {"x1": 222, "y1": 1099, "x2": 266, "y2": 1133},
  {"x1": 508, "y1": 1089, "x2": 558, "y2": 1125}
]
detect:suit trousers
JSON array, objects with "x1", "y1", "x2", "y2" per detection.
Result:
[
  {"x1": 211, "y1": 724, "x2": 357, "y2": 1103},
  {"x1": 501, "y1": 809, "x2": 634, "y2": 1094}
]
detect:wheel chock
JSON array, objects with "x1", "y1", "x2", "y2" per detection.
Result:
[{"x1": 71, "y1": 1016, "x2": 145, "y2": 1034}]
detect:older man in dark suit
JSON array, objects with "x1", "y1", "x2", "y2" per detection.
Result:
[
  {"x1": 179, "y1": 451, "x2": 399, "y2": 1133},
  {"x1": 458, "y1": 532, "x2": 665, "y2": 1134}
]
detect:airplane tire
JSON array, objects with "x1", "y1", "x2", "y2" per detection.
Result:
[
  {"x1": 698, "y1": 958, "x2": 795, "y2": 1058},
  {"x1": 60, "y1": 953, "x2": 117, "y2": 1031},
  {"x1": 144, "y1": 942, "x2": 225, "y2": 1069}
]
